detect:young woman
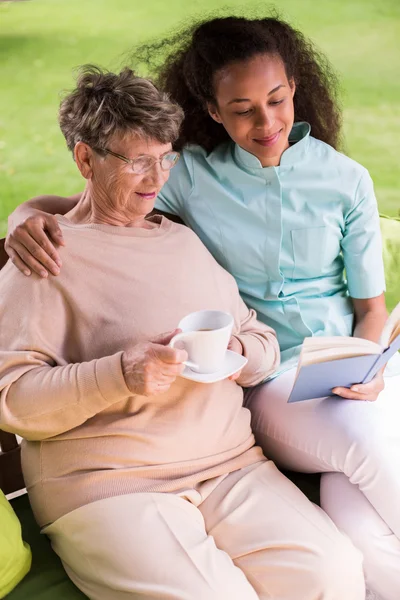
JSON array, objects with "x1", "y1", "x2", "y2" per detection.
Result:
[{"x1": 5, "y1": 15, "x2": 400, "y2": 600}]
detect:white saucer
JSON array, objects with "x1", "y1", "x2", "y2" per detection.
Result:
[{"x1": 180, "y1": 350, "x2": 248, "y2": 383}]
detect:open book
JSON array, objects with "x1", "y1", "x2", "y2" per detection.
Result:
[{"x1": 288, "y1": 301, "x2": 400, "y2": 403}]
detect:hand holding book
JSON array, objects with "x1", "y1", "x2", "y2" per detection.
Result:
[
  {"x1": 288, "y1": 301, "x2": 400, "y2": 403},
  {"x1": 331, "y1": 369, "x2": 385, "y2": 402}
]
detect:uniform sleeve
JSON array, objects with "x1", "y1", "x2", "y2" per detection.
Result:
[
  {"x1": 231, "y1": 297, "x2": 280, "y2": 387},
  {"x1": 0, "y1": 265, "x2": 131, "y2": 441},
  {"x1": 155, "y1": 149, "x2": 194, "y2": 219},
  {"x1": 341, "y1": 169, "x2": 386, "y2": 299}
]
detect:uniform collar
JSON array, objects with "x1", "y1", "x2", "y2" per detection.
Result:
[{"x1": 234, "y1": 121, "x2": 311, "y2": 170}]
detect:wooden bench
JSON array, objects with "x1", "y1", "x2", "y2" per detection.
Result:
[{"x1": 0, "y1": 236, "x2": 320, "y2": 598}]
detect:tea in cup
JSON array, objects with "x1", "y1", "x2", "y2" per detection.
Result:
[{"x1": 170, "y1": 310, "x2": 234, "y2": 374}]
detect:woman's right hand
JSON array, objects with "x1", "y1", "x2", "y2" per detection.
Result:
[
  {"x1": 5, "y1": 210, "x2": 65, "y2": 278},
  {"x1": 121, "y1": 330, "x2": 188, "y2": 396}
]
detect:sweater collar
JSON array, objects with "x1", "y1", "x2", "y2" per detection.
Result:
[{"x1": 56, "y1": 214, "x2": 172, "y2": 238}]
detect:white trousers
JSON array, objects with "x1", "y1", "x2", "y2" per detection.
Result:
[
  {"x1": 44, "y1": 461, "x2": 365, "y2": 600},
  {"x1": 245, "y1": 371, "x2": 400, "y2": 600}
]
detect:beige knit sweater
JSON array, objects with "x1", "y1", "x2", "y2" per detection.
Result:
[{"x1": 0, "y1": 216, "x2": 279, "y2": 526}]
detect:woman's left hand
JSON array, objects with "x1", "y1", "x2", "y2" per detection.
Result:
[
  {"x1": 227, "y1": 336, "x2": 244, "y2": 381},
  {"x1": 332, "y1": 370, "x2": 385, "y2": 401}
]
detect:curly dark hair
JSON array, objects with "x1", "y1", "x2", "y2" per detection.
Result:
[{"x1": 133, "y1": 13, "x2": 343, "y2": 152}]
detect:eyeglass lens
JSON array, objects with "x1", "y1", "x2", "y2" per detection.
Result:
[{"x1": 132, "y1": 152, "x2": 178, "y2": 174}]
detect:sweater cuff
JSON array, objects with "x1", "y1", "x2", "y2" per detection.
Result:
[
  {"x1": 233, "y1": 334, "x2": 280, "y2": 387},
  {"x1": 95, "y1": 352, "x2": 131, "y2": 404}
]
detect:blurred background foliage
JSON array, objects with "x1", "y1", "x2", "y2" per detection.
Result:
[{"x1": 0, "y1": 0, "x2": 399, "y2": 240}]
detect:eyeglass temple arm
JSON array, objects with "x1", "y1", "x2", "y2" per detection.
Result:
[{"x1": 103, "y1": 148, "x2": 131, "y2": 164}]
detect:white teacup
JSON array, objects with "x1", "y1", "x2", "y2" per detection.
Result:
[{"x1": 170, "y1": 310, "x2": 234, "y2": 374}]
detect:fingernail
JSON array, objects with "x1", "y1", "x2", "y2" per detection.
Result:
[
  {"x1": 352, "y1": 386, "x2": 359, "y2": 392},
  {"x1": 52, "y1": 268, "x2": 60, "y2": 275},
  {"x1": 56, "y1": 259, "x2": 62, "y2": 267},
  {"x1": 24, "y1": 270, "x2": 31, "y2": 277},
  {"x1": 40, "y1": 271, "x2": 48, "y2": 278}
]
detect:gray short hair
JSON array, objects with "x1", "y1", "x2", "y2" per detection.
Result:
[{"x1": 59, "y1": 65, "x2": 184, "y2": 154}]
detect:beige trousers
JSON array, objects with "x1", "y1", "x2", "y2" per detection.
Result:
[{"x1": 44, "y1": 460, "x2": 365, "y2": 600}]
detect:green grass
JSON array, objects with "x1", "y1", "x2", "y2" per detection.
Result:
[{"x1": 1, "y1": 0, "x2": 400, "y2": 238}]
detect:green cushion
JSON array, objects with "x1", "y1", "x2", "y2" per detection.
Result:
[
  {"x1": 380, "y1": 215, "x2": 400, "y2": 312},
  {"x1": 0, "y1": 491, "x2": 31, "y2": 599},
  {"x1": 6, "y1": 495, "x2": 86, "y2": 600}
]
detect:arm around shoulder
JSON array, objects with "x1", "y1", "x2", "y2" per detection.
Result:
[
  {"x1": 10, "y1": 193, "x2": 82, "y2": 223},
  {"x1": 6, "y1": 193, "x2": 83, "y2": 277}
]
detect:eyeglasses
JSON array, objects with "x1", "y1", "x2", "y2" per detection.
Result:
[{"x1": 97, "y1": 147, "x2": 180, "y2": 175}]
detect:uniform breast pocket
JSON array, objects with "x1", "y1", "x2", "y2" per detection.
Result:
[{"x1": 291, "y1": 226, "x2": 328, "y2": 279}]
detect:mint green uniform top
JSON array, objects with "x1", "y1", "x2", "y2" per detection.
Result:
[{"x1": 156, "y1": 122, "x2": 386, "y2": 375}]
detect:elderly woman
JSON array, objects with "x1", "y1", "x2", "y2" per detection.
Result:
[{"x1": 0, "y1": 66, "x2": 364, "y2": 600}]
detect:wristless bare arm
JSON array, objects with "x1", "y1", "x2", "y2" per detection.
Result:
[{"x1": 15, "y1": 193, "x2": 82, "y2": 218}]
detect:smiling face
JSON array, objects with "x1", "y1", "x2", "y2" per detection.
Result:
[
  {"x1": 208, "y1": 54, "x2": 296, "y2": 167},
  {"x1": 76, "y1": 132, "x2": 173, "y2": 226}
]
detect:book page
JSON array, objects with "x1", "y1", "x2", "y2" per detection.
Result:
[
  {"x1": 300, "y1": 335, "x2": 382, "y2": 367},
  {"x1": 301, "y1": 336, "x2": 371, "y2": 350},
  {"x1": 301, "y1": 345, "x2": 381, "y2": 366},
  {"x1": 380, "y1": 301, "x2": 400, "y2": 348},
  {"x1": 302, "y1": 335, "x2": 382, "y2": 353}
]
